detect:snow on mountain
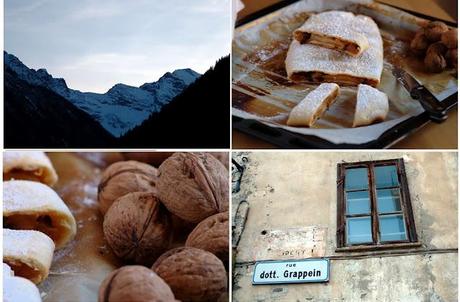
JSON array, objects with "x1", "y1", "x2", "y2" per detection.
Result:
[{"x1": 4, "y1": 51, "x2": 201, "y2": 137}]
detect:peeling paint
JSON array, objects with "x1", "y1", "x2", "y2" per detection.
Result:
[{"x1": 232, "y1": 152, "x2": 458, "y2": 302}]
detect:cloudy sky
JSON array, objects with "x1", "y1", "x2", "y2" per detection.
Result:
[{"x1": 5, "y1": 0, "x2": 230, "y2": 93}]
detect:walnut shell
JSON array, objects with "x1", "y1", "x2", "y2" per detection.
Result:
[
  {"x1": 424, "y1": 21, "x2": 448, "y2": 42},
  {"x1": 152, "y1": 247, "x2": 227, "y2": 302},
  {"x1": 209, "y1": 153, "x2": 229, "y2": 170},
  {"x1": 446, "y1": 48, "x2": 458, "y2": 68},
  {"x1": 185, "y1": 212, "x2": 229, "y2": 269},
  {"x1": 441, "y1": 29, "x2": 458, "y2": 49},
  {"x1": 98, "y1": 161, "x2": 158, "y2": 215},
  {"x1": 123, "y1": 153, "x2": 174, "y2": 167},
  {"x1": 424, "y1": 51, "x2": 446, "y2": 73},
  {"x1": 410, "y1": 31, "x2": 429, "y2": 56},
  {"x1": 103, "y1": 192, "x2": 172, "y2": 266},
  {"x1": 426, "y1": 41, "x2": 448, "y2": 56},
  {"x1": 98, "y1": 265, "x2": 177, "y2": 302},
  {"x1": 157, "y1": 153, "x2": 229, "y2": 223}
]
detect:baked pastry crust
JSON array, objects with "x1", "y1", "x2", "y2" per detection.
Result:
[
  {"x1": 353, "y1": 84, "x2": 389, "y2": 127},
  {"x1": 4, "y1": 276, "x2": 42, "y2": 302},
  {"x1": 4, "y1": 229, "x2": 55, "y2": 284},
  {"x1": 286, "y1": 14, "x2": 383, "y2": 87},
  {"x1": 3, "y1": 180, "x2": 77, "y2": 249},
  {"x1": 287, "y1": 83, "x2": 340, "y2": 127},
  {"x1": 294, "y1": 11, "x2": 369, "y2": 56},
  {"x1": 3, "y1": 151, "x2": 58, "y2": 186}
]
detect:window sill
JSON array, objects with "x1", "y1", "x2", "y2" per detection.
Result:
[{"x1": 335, "y1": 242, "x2": 422, "y2": 252}]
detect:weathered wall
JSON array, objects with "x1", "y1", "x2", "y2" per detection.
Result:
[{"x1": 232, "y1": 152, "x2": 458, "y2": 302}]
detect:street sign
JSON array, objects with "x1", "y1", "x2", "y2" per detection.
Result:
[{"x1": 252, "y1": 258, "x2": 330, "y2": 285}]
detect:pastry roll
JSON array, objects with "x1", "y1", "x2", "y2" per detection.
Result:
[
  {"x1": 286, "y1": 15, "x2": 383, "y2": 87},
  {"x1": 4, "y1": 277, "x2": 42, "y2": 302},
  {"x1": 4, "y1": 263, "x2": 15, "y2": 277},
  {"x1": 294, "y1": 11, "x2": 369, "y2": 56},
  {"x1": 3, "y1": 180, "x2": 77, "y2": 249},
  {"x1": 3, "y1": 263, "x2": 42, "y2": 302},
  {"x1": 353, "y1": 84, "x2": 389, "y2": 127},
  {"x1": 3, "y1": 151, "x2": 58, "y2": 186},
  {"x1": 287, "y1": 83, "x2": 340, "y2": 127},
  {"x1": 4, "y1": 229, "x2": 55, "y2": 284}
]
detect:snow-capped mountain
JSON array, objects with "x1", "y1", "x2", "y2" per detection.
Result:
[{"x1": 4, "y1": 52, "x2": 201, "y2": 137}]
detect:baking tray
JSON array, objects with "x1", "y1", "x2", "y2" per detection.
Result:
[{"x1": 232, "y1": 0, "x2": 458, "y2": 149}]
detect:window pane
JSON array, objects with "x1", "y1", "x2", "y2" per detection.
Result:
[
  {"x1": 347, "y1": 217, "x2": 372, "y2": 244},
  {"x1": 379, "y1": 214, "x2": 407, "y2": 241},
  {"x1": 346, "y1": 191, "x2": 370, "y2": 215},
  {"x1": 375, "y1": 165, "x2": 399, "y2": 188},
  {"x1": 377, "y1": 189, "x2": 401, "y2": 213},
  {"x1": 345, "y1": 168, "x2": 368, "y2": 191}
]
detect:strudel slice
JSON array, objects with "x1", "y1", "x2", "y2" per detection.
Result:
[
  {"x1": 3, "y1": 151, "x2": 58, "y2": 186},
  {"x1": 287, "y1": 83, "x2": 340, "y2": 127},
  {"x1": 286, "y1": 14, "x2": 383, "y2": 87},
  {"x1": 4, "y1": 275, "x2": 42, "y2": 302},
  {"x1": 353, "y1": 84, "x2": 389, "y2": 127},
  {"x1": 3, "y1": 180, "x2": 77, "y2": 249},
  {"x1": 4, "y1": 229, "x2": 55, "y2": 284},
  {"x1": 294, "y1": 11, "x2": 369, "y2": 56}
]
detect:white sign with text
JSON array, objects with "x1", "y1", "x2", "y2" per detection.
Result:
[{"x1": 252, "y1": 258, "x2": 330, "y2": 285}]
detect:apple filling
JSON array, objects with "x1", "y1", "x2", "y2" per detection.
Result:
[
  {"x1": 294, "y1": 32, "x2": 361, "y2": 55},
  {"x1": 4, "y1": 214, "x2": 60, "y2": 244}
]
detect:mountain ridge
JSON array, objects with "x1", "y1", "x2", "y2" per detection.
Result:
[
  {"x1": 5, "y1": 65, "x2": 114, "y2": 148},
  {"x1": 4, "y1": 51, "x2": 201, "y2": 136}
]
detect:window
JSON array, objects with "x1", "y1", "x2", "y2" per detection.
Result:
[{"x1": 336, "y1": 159, "x2": 418, "y2": 250}]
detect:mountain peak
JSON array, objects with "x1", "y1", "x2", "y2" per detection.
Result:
[{"x1": 171, "y1": 68, "x2": 201, "y2": 85}]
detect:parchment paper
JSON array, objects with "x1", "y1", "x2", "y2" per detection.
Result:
[
  {"x1": 39, "y1": 153, "x2": 123, "y2": 302},
  {"x1": 232, "y1": 0, "x2": 458, "y2": 145}
]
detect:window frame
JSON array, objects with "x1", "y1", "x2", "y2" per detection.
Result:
[{"x1": 336, "y1": 158, "x2": 418, "y2": 250}]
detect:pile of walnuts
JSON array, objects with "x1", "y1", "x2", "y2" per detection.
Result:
[
  {"x1": 97, "y1": 152, "x2": 229, "y2": 302},
  {"x1": 410, "y1": 21, "x2": 458, "y2": 73}
]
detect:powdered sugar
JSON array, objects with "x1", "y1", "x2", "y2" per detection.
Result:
[{"x1": 286, "y1": 12, "x2": 383, "y2": 84}]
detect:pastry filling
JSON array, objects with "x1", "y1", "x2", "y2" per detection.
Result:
[
  {"x1": 290, "y1": 71, "x2": 378, "y2": 87},
  {"x1": 4, "y1": 169, "x2": 44, "y2": 182},
  {"x1": 294, "y1": 32, "x2": 360, "y2": 55},
  {"x1": 4, "y1": 214, "x2": 60, "y2": 244},
  {"x1": 5, "y1": 260, "x2": 41, "y2": 282},
  {"x1": 312, "y1": 89, "x2": 339, "y2": 124}
]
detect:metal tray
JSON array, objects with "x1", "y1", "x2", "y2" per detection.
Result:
[{"x1": 232, "y1": 0, "x2": 457, "y2": 149}]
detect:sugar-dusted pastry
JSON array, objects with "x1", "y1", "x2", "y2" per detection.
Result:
[
  {"x1": 3, "y1": 263, "x2": 42, "y2": 302},
  {"x1": 286, "y1": 14, "x2": 383, "y2": 87},
  {"x1": 3, "y1": 151, "x2": 58, "y2": 186},
  {"x1": 4, "y1": 276, "x2": 42, "y2": 302},
  {"x1": 294, "y1": 11, "x2": 369, "y2": 56},
  {"x1": 4, "y1": 229, "x2": 55, "y2": 284},
  {"x1": 287, "y1": 83, "x2": 340, "y2": 127},
  {"x1": 3, "y1": 180, "x2": 77, "y2": 249},
  {"x1": 353, "y1": 84, "x2": 389, "y2": 127},
  {"x1": 4, "y1": 263, "x2": 15, "y2": 277}
]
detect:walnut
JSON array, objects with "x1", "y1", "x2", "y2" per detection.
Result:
[
  {"x1": 424, "y1": 50, "x2": 447, "y2": 73},
  {"x1": 123, "y1": 153, "x2": 174, "y2": 167},
  {"x1": 98, "y1": 265, "x2": 177, "y2": 302},
  {"x1": 441, "y1": 29, "x2": 458, "y2": 49},
  {"x1": 157, "y1": 153, "x2": 229, "y2": 223},
  {"x1": 98, "y1": 161, "x2": 158, "y2": 215},
  {"x1": 209, "y1": 152, "x2": 229, "y2": 170},
  {"x1": 185, "y1": 212, "x2": 229, "y2": 269},
  {"x1": 446, "y1": 48, "x2": 458, "y2": 68},
  {"x1": 152, "y1": 247, "x2": 227, "y2": 302},
  {"x1": 410, "y1": 31, "x2": 429, "y2": 56},
  {"x1": 103, "y1": 192, "x2": 172, "y2": 266},
  {"x1": 424, "y1": 21, "x2": 448, "y2": 42},
  {"x1": 426, "y1": 41, "x2": 448, "y2": 56}
]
